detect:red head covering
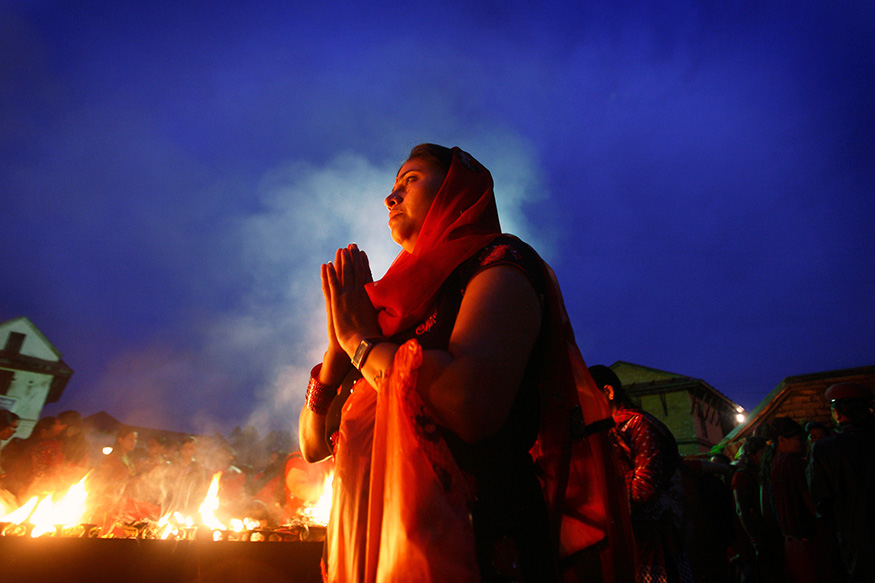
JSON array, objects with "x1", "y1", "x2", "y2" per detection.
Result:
[{"x1": 366, "y1": 147, "x2": 501, "y2": 337}]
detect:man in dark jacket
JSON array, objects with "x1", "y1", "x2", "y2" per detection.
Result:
[{"x1": 807, "y1": 382, "x2": 875, "y2": 583}]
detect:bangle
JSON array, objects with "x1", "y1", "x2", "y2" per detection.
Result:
[
  {"x1": 328, "y1": 430, "x2": 340, "y2": 454},
  {"x1": 351, "y1": 337, "x2": 384, "y2": 370},
  {"x1": 306, "y1": 364, "x2": 338, "y2": 415}
]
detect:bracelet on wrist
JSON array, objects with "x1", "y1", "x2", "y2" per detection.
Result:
[{"x1": 306, "y1": 364, "x2": 338, "y2": 415}]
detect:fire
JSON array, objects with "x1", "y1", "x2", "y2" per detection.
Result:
[
  {"x1": 156, "y1": 511, "x2": 193, "y2": 540},
  {"x1": 301, "y1": 471, "x2": 333, "y2": 525},
  {"x1": 151, "y1": 472, "x2": 263, "y2": 540},
  {"x1": 0, "y1": 475, "x2": 90, "y2": 537},
  {"x1": 0, "y1": 495, "x2": 38, "y2": 523},
  {"x1": 198, "y1": 472, "x2": 225, "y2": 530},
  {"x1": 1, "y1": 461, "x2": 335, "y2": 538}
]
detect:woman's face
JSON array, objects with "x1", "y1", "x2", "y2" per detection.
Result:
[
  {"x1": 119, "y1": 431, "x2": 138, "y2": 454},
  {"x1": 385, "y1": 158, "x2": 446, "y2": 252}
]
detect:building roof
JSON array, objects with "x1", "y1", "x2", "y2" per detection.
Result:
[
  {"x1": 0, "y1": 317, "x2": 63, "y2": 360},
  {"x1": 721, "y1": 364, "x2": 875, "y2": 446},
  {"x1": 0, "y1": 316, "x2": 73, "y2": 403},
  {"x1": 610, "y1": 361, "x2": 740, "y2": 409},
  {"x1": 84, "y1": 411, "x2": 197, "y2": 444}
]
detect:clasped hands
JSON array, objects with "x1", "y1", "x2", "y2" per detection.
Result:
[{"x1": 321, "y1": 244, "x2": 382, "y2": 363}]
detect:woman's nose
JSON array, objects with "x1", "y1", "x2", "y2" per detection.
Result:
[{"x1": 385, "y1": 190, "x2": 401, "y2": 209}]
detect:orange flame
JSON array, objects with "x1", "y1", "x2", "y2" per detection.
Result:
[
  {"x1": 198, "y1": 471, "x2": 225, "y2": 530},
  {"x1": 301, "y1": 471, "x2": 333, "y2": 525},
  {"x1": 2, "y1": 469, "x2": 271, "y2": 539},
  {"x1": 0, "y1": 495, "x2": 39, "y2": 523},
  {"x1": 0, "y1": 475, "x2": 91, "y2": 537}
]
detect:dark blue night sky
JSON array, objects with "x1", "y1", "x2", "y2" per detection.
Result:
[{"x1": 2, "y1": 0, "x2": 873, "y2": 435}]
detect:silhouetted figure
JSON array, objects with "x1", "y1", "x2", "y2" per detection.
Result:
[
  {"x1": 732, "y1": 436, "x2": 770, "y2": 583},
  {"x1": 808, "y1": 383, "x2": 875, "y2": 582},
  {"x1": 680, "y1": 456, "x2": 735, "y2": 583},
  {"x1": 1, "y1": 416, "x2": 67, "y2": 500},
  {"x1": 211, "y1": 442, "x2": 249, "y2": 517},
  {"x1": 166, "y1": 436, "x2": 209, "y2": 514},
  {"x1": 589, "y1": 365, "x2": 692, "y2": 583},
  {"x1": 804, "y1": 421, "x2": 832, "y2": 449},
  {"x1": 92, "y1": 426, "x2": 138, "y2": 498},
  {"x1": 767, "y1": 417, "x2": 834, "y2": 583},
  {"x1": 0, "y1": 409, "x2": 21, "y2": 509},
  {"x1": 0, "y1": 409, "x2": 20, "y2": 456}
]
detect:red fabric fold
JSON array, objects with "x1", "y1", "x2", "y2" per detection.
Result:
[
  {"x1": 368, "y1": 339, "x2": 479, "y2": 582},
  {"x1": 533, "y1": 263, "x2": 636, "y2": 582},
  {"x1": 325, "y1": 341, "x2": 479, "y2": 583}
]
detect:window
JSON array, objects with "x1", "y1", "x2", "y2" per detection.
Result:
[
  {"x1": 4, "y1": 332, "x2": 25, "y2": 354},
  {"x1": 0, "y1": 369, "x2": 13, "y2": 396}
]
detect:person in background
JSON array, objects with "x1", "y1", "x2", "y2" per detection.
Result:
[
  {"x1": 683, "y1": 454, "x2": 736, "y2": 583},
  {"x1": 766, "y1": 417, "x2": 835, "y2": 583},
  {"x1": 129, "y1": 435, "x2": 173, "y2": 508},
  {"x1": 731, "y1": 436, "x2": 776, "y2": 583},
  {"x1": 3, "y1": 415, "x2": 67, "y2": 499},
  {"x1": 133, "y1": 435, "x2": 169, "y2": 476},
  {"x1": 588, "y1": 364, "x2": 691, "y2": 583},
  {"x1": 88, "y1": 426, "x2": 140, "y2": 533},
  {"x1": 804, "y1": 421, "x2": 831, "y2": 449},
  {"x1": 299, "y1": 145, "x2": 632, "y2": 582},
  {"x1": 57, "y1": 410, "x2": 89, "y2": 482},
  {"x1": 0, "y1": 409, "x2": 21, "y2": 508},
  {"x1": 807, "y1": 383, "x2": 875, "y2": 582},
  {"x1": 92, "y1": 426, "x2": 138, "y2": 497},
  {"x1": 250, "y1": 448, "x2": 287, "y2": 497},
  {"x1": 249, "y1": 449, "x2": 290, "y2": 522},
  {"x1": 167, "y1": 436, "x2": 209, "y2": 514},
  {"x1": 212, "y1": 442, "x2": 249, "y2": 517},
  {"x1": 0, "y1": 409, "x2": 20, "y2": 443}
]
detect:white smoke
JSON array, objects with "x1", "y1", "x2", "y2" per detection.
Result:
[
  {"x1": 230, "y1": 135, "x2": 549, "y2": 439},
  {"x1": 93, "y1": 134, "x2": 550, "y2": 442}
]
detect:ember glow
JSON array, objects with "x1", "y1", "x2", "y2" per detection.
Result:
[
  {"x1": 0, "y1": 495, "x2": 38, "y2": 524},
  {"x1": 301, "y1": 471, "x2": 333, "y2": 526},
  {"x1": 0, "y1": 476, "x2": 90, "y2": 537},
  {"x1": 197, "y1": 472, "x2": 226, "y2": 531},
  {"x1": 0, "y1": 467, "x2": 334, "y2": 539}
]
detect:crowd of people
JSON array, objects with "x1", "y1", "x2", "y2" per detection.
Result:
[
  {"x1": 588, "y1": 367, "x2": 874, "y2": 583},
  {"x1": 0, "y1": 410, "x2": 333, "y2": 534}
]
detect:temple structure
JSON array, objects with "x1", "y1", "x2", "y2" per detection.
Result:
[{"x1": 0, "y1": 316, "x2": 73, "y2": 439}]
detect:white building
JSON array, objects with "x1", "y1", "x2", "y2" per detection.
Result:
[{"x1": 0, "y1": 317, "x2": 73, "y2": 440}]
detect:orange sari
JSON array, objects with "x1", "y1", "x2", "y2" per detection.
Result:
[
  {"x1": 325, "y1": 341, "x2": 478, "y2": 582},
  {"x1": 323, "y1": 147, "x2": 634, "y2": 582}
]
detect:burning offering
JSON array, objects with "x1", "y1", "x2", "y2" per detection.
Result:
[{"x1": 1, "y1": 464, "x2": 333, "y2": 542}]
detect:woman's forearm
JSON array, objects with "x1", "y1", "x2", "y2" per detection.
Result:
[
  {"x1": 298, "y1": 351, "x2": 349, "y2": 463},
  {"x1": 298, "y1": 407, "x2": 330, "y2": 462}
]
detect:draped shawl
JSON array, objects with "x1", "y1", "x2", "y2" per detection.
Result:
[{"x1": 327, "y1": 147, "x2": 633, "y2": 582}]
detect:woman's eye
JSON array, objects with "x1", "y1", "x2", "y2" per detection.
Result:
[{"x1": 406, "y1": 175, "x2": 416, "y2": 184}]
